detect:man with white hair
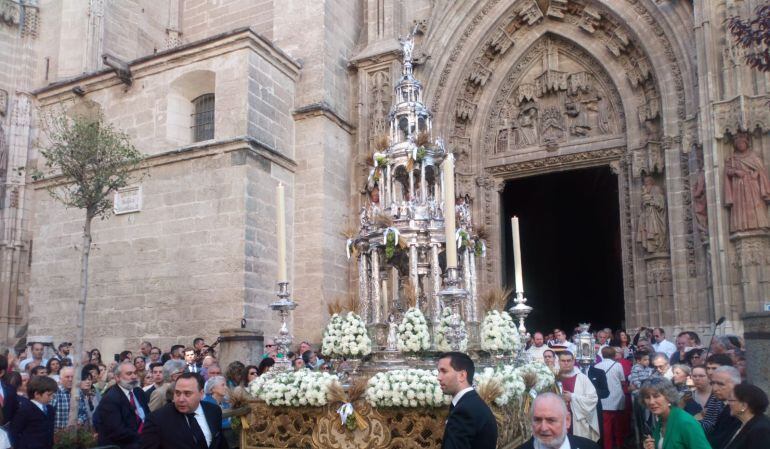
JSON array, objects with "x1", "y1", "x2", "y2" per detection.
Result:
[
  {"x1": 516, "y1": 392, "x2": 600, "y2": 449},
  {"x1": 706, "y1": 366, "x2": 742, "y2": 449}
]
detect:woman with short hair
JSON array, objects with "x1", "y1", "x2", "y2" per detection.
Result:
[
  {"x1": 203, "y1": 375, "x2": 235, "y2": 447},
  {"x1": 724, "y1": 383, "x2": 770, "y2": 449},
  {"x1": 640, "y1": 377, "x2": 711, "y2": 449}
]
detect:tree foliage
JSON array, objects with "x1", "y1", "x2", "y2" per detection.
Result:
[
  {"x1": 35, "y1": 113, "x2": 145, "y2": 219},
  {"x1": 35, "y1": 111, "x2": 145, "y2": 426},
  {"x1": 727, "y1": 5, "x2": 770, "y2": 72}
]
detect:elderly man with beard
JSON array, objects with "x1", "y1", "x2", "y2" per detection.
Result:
[
  {"x1": 94, "y1": 361, "x2": 151, "y2": 449},
  {"x1": 517, "y1": 392, "x2": 600, "y2": 449}
]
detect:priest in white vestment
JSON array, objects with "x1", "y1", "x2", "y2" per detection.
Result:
[{"x1": 557, "y1": 350, "x2": 600, "y2": 442}]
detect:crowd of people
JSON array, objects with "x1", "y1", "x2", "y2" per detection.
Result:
[
  {"x1": 0, "y1": 336, "x2": 328, "y2": 449},
  {"x1": 0, "y1": 325, "x2": 766, "y2": 449},
  {"x1": 522, "y1": 326, "x2": 768, "y2": 449}
]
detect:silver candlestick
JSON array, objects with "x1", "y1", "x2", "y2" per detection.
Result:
[
  {"x1": 509, "y1": 291, "x2": 532, "y2": 338},
  {"x1": 270, "y1": 281, "x2": 297, "y2": 372},
  {"x1": 438, "y1": 267, "x2": 467, "y2": 351}
]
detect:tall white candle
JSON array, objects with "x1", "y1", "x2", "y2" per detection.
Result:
[
  {"x1": 276, "y1": 183, "x2": 287, "y2": 282},
  {"x1": 511, "y1": 216, "x2": 523, "y2": 293},
  {"x1": 443, "y1": 155, "x2": 457, "y2": 268}
]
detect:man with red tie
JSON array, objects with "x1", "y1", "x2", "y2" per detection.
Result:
[{"x1": 95, "y1": 361, "x2": 150, "y2": 449}]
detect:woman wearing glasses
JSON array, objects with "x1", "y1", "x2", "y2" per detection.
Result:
[
  {"x1": 724, "y1": 383, "x2": 770, "y2": 449},
  {"x1": 641, "y1": 377, "x2": 711, "y2": 449}
]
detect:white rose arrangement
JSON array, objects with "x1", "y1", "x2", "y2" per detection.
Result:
[
  {"x1": 365, "y1": 369, "x2": 450, "y2": 408},
  {"x1": 321, "y1": 311, "x2": 372, "y2": 358},
  {"x1": 247, "y1": 369, "x2": 338, "y2": 407},
  {"x1": 397, "y1": 307, "x2": 431, "y2": 354},
  {"x1": 515, "y1": 361, "x2": 557, "y2": 393},
  {"x1": 434, "y1": 307, "x2": 467, "y2": 352},
  {"x1": 474, "y1": 365, "x2": 526, "y2": 406},
  {"x1": 480, "y1": 310, "x2": 521, "y2": 354}
]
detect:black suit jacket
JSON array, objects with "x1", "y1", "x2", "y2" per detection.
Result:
[
  {"x1": 1, "y1": 380, "x2": 19, "y2": 425},
  {"x1": 95, "y1": 384, "x2": 151, "y2": 449},
  {"x1": 9, "y1": 396, "x2": 55, "y2": 449},
  {"x1": 140, "y1": 400, "x2": 229, "y2": 449},
  {"x1": 517, "y1": 434, "x2": 601, "y2": 449},
  {"x1": 441, "y1": 389, "x2": 497, "y2": 449},
  {"x1": 725, "y1": 414, "x2": 770, "y2": 449},
  {"x1": 708, "y1": 402, "x2": 742, "y2": 449}
]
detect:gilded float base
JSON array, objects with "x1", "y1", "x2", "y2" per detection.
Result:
[{"x1": 241, "y1": 399, "x2": 528, "y2": 449}]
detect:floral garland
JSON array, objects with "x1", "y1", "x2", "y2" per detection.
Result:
[
  {"x1": 474, "y1": 365, "x2": 526, "y2": 406},
  {"x1": 366, "y1": 369, "x2": 450, "y2": 408},
  {"x1": 480, "y1": 310, "x2": 521, "y2": 354},
  {"x1": 515, "y1": 361, "x2": 557, "y2": 393},
  {"x1": 397, "y1": 307, "x2": 431, "y2": 354},
  {"x1": 434, "y1": 307, "x2": 467, "y2": 352},
  {"x1": 321, "y1": 311, "x2": 372, "y2": 358},
  {"x1": 248, "y1": 370, "x2": 338, "y2": 407}
]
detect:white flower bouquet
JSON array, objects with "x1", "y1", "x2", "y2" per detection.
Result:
[
  {"x1": 397, "y1": 307, "x2": 431, "y2": 354},
  {"x1": 480, "y1": 310, "x2": 521, "y2": 354},
  {"x1": 434, "y1": 307, "x2": 467, "y2": 352},
  {"x1": 515, "y1": 361, "x2": 557, "y2": 393},
  {"x1": 474, "y1": 365, "x2": 526, "y2": 406},
  {"x1": 321, "y1": 311, "x2": 372, "y2": 358},
  {"x1": 247, "y1": 369, "x2": 338, "y2": 407},
  {"x1": 365, "y1": 369, "x2": 450, "y2": 408}
]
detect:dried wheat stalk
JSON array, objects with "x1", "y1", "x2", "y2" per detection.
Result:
[
  {"x1": 415, "y1": 131, "x2": 431, "y2": 147},
  {"x1": 374, "y1": 134, "x2": 390, "y2": 151},
  {"x1": 402, "y1": 280, "x2": 418, "y2": 309},
  {"x1": 482, "y1": 287, "x2": 513, "y2": 313},
  {"x1": 477, "y1": 378, "x2": 504, "y2": 405}
]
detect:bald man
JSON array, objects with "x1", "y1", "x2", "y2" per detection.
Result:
[{"x1": 517, "y1": 392, "x2": 600, "y2": 449}]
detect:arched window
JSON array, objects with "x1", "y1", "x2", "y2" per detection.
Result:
[{"x1": 191, "y1": 93, "x2": 215, "y2": 142}]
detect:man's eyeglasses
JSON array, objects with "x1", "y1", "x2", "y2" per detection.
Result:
[{"x1": 265, "y1": 344, "x2": 275, "y2": 348}]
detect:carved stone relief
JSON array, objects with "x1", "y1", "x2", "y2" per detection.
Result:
[
  {"x1": 723, "y1": 133, "x2": 770, "y2": 234},
  {"x1": 637, "y1": 175, "x2": 668, "y2": 254},
  {"x1": 368, "y1": 70, "x2": 392, "y2": 138},
  {"x1": 484, "y1": 36, "x2": 621, "y2": 155}
]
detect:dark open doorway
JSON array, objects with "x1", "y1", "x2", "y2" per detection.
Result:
[{"x1": 501, "y1": 165, "x2": 624, "y2": 334}]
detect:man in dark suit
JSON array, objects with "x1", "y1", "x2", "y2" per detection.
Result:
[
  {"x1": 0, "y1": 354, "x2": 19, "y2": 425},
  {"x1": 140, "y1": 372, "x2": 228, "y2": 449},
  {"x1": 9, "y1": 376, "x2": 57, "y2": 449},
  {"x1": 437, "y1": 352, "x2": 497, "y2": 449},
  {"x1": 95, "y1": 361, "x2": 151, "y2": 449},
  {"x1": 517, "y1": 392, "x2": 600, "y2": 449}
]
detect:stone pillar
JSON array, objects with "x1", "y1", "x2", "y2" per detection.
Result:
[
  {"x1": 218, "y1": 328, "x2": 263, "y2": 367},
  {"x1": 731, "y1": 232, "x2": 770, "y2": 316},
  {"x1": 370, "y1": 248, "x2": 382, "y2": 323},
  {"x1": 742, "y1": 312, "x2": 770, "y2": 393},
  {"x1": 645, "y1": 254, "x2": 674, "y2": 326}
]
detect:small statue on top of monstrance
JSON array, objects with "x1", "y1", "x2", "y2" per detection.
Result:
[{"x1": 724, "y1": 132, "x2": 770, "y2": 233}]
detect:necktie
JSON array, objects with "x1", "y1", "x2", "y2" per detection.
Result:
[
  {"x1": 449, "y1": 402, "x2": 455, "y2": 412},
  {"x1": 129, "y1": 391, "x2": 144, "y2": 433},
  {"x1": 186, "y1": 412, "x2": 209, "y2": 449}
]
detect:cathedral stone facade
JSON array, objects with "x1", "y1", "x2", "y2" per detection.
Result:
[{"x1": 0, "y1": 0, "x2": 768, "y2": 353}]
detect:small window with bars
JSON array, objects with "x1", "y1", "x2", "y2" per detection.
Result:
[{"x1": 191, "y1": 93, "x2": 215, "y2": 142}]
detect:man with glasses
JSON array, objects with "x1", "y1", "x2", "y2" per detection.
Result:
[
  {"x1": 705, "y1": 366, "x2": 741, "y2": 449},
  {"x1": 263, "y1": 339, "x2": 278, "y2": 360},
  {"x1": 651, "y1": 353, "x2": 673, "y2": 380}
]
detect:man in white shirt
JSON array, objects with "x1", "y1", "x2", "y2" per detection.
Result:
[
  {"x1": 551, "y1": 329, "x2": 577, "y2": 354},
  {"x1": 19, "y1": 343, "x2": 48, "y2": 372},
  {"x1": 652, "y1": 328, "x2": 676, "y2": 359},
  {"x1": 595, "y1": 347, "x2": 627, "y2": 449},
  {"x1": 527, "y1": 332, "x2": 549, "y2": 362}
]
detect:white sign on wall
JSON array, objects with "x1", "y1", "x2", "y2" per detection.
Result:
[{"x1": 114, "y1": 185, "x2": 142, "y2": 214}]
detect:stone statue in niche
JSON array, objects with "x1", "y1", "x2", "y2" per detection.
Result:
[
  {"x1": 0, "y1": 123, "x2": 7, "y2": 181},
  {"x1": 513, "y1": 102, "x2": 538, "y2": 148},
  {"x1": 456, "y1": 195, "x2": 472, "y2": 229},
  {"x1": 637, "y1": 175, "x2": 668, "y2": 253},
  {"x1": 692, "y1": 150, "x2": 708, "y2": 236},
  {"x1": 724, "y1": 133, "x2": 770, "y2": 233}
]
